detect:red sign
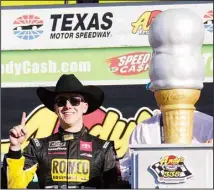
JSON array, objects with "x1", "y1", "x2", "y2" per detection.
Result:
[{"x1": 106, "y1": 52, "x2": 151, "y2": 76}]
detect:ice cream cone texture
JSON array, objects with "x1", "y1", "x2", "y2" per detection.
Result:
[{"x1": 148, "y1": 9, "x2": 205, "y2": 144}]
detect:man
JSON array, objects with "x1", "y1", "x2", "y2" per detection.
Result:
[
  {"x1": 2, "y1": 74, "x2": 121, "y2": 189},
  {"x1": 120, "y1": 84, "x2": 213, "y2": 183}
]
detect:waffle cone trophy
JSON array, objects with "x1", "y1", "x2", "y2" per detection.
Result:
[
  {"x1": 148, "y1": 9, "x2": 205, "y2": 144},
  {"x1": 154, "y1": 89, "x2": 200, "y2": 143}
]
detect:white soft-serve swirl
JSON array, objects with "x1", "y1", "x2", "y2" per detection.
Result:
[{"x1": 148, "y1": 8, "x2": 205, "y2": 92}]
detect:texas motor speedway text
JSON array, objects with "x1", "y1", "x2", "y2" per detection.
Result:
[
  {"x1": 49, "y1": 12, "x2": 113, "y2": 39},
  {"x1": 50, "y1": 31, "x2": 111, "y2": 39}
]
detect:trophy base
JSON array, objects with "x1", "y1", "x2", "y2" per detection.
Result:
[{"x1": 130, "y1": 144, "x2": 213, "y2": 188}]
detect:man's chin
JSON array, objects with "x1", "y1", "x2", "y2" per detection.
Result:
[{"x1": 60, "y1": 119, "x2": 75, "y2": 127}]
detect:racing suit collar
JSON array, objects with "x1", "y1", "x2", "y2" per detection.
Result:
[{"x1": 58, "y1": 126, "x2": 88, "y2": 141}]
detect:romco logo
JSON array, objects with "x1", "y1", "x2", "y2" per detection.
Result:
[
  {"x1": 1, "y1": 105, "x2": 158, "y2": 159},
  {"x1": 131, "y1": 10, "x2": 162, "y2": 35},
  {"x1": 13, "y1": 15, "x2": 44, "y2": 40},
  {"x1": 106, "y1": 52, "x2": 151, "y2": 76},
  {"x1": 49, "y1": 12, "x2": 113, "y2": 40},
  {"x1": 203, "y1": 10, "x2": 213, "y2": 33},
  {"x1": 51, "y1": 159, "x2": 90, "y2": 182}
]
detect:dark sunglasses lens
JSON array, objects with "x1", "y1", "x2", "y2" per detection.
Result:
[
  {"x1": 56, "y1": 97, "x2": 82, "y2": 107},
  {"x1": 69, "y1": 97, "x2": 81, "y2": 106},
  {"x1": 56, "y1": 99, "x2": 67, "y2": 107}
]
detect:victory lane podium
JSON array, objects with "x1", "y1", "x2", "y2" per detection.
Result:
[{"x1": 130, "y1": 144, "x2": 213, "y2": 188}]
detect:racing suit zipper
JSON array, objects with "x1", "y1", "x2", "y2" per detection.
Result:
[{"x1": 67, "y1": 140, "x2": 71, "y2": 189}]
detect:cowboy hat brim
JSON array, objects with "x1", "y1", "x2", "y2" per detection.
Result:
[{"x1": 37, "y1": 86, "x2": 104, "y2": 114}]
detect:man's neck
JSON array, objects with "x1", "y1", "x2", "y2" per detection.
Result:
[{"x1": 61, "y1": 120, "x2": 83, "y2": 133}]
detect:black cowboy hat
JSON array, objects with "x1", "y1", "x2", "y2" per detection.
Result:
[{"x1": 36, "y1": 74, "x2": 104, "y2": 114}]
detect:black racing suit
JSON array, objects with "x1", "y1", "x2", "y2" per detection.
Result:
[{"x1": 2, "y1": 126, "x2": 121, "y2": 189}]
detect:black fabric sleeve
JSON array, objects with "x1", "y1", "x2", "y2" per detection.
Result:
[
  {"x1": 102, "y1": 141, "x2": 121, "y2": 188},
  {"x1": 22, "y1": 139, "x2": 39, "y2": 170},
  {"x1": 7, "y1": 149, "x2": 22, "y2": 159}
]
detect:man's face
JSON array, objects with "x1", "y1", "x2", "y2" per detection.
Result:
[{"x1": 54, "y1": 93, "x2": 88, "y2": 127}]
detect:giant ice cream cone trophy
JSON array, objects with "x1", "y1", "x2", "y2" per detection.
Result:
[{"x1": 148, "y1": 9, "x2": 205, "y2": 144}]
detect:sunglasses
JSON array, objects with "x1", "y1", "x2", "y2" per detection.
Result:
[{"x1": 55, "y1": 96, "x2": 85, "y2": 107}]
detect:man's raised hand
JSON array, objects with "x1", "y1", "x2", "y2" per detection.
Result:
[{"x1": 9, "y1": 112, "x2": 28, "y2": 151}]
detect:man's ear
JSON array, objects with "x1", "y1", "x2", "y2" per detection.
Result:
[
  {"x1": 83, "y1": 102, "x2": 89, "y2": 114},
  {"x1": 54, "y1": 105, "x2": 59, "y2": 115}
]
